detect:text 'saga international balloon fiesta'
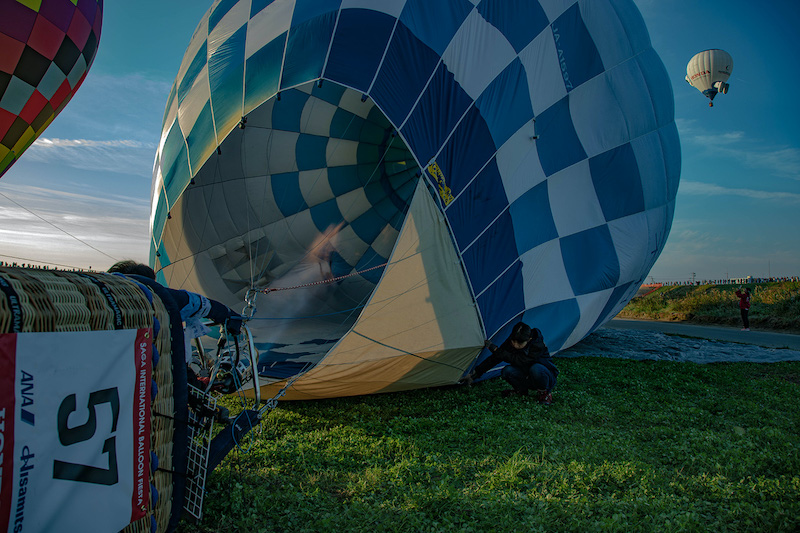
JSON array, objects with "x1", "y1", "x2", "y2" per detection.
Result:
[
  {"x1": 0, "y1": 0, "x2": 103, "y2": 178},
  {"x1": 151, "y1": 0, "x2": 681, "y2": 400},
  {"x1": 685, "y1": 49, "x2": 733, "y2": 107}
]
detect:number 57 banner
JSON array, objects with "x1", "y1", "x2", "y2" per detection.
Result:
[{"x1": 1, "y1": 329, "x2": 152, "y2": 532}]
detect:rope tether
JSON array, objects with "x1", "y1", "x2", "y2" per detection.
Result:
[
  {"x1": 241, "y1": 262, "x2": 388, "y2": 320},
  {"x1": 256, "y1": 262, "x2": 388, "y2": 294}
]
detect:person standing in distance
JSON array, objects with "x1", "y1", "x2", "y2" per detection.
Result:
[{"x1": 735, "y1": 286, "x2": 752, "y2": 331}]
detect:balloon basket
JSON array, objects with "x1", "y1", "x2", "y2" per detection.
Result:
[{"x1": 0, "y1": 267, "x2": 195, "y2": 533}]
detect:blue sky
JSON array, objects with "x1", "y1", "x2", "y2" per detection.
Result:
[{"x1": 1, "y1": 0, "x2": 798, "y2": 282}]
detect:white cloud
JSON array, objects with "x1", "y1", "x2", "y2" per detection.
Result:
[
  {"x1": 679, "y1": 180, "x2": 800, "y2": 202},
  {"x1": 0, "y1": 183, "x2": 150, "y2": 269},
  {"x1": 34, "y1": 138, "x2": 153, "y2": 149},
  {"x1": 677, "y1": 118, "x2": 800, "y2": 181},
  {"x1": 20, "y1": 137, "x2": 157, "y2": 176},
  {"x1": 18, "y1": 71, "x2": 171, "y2": 177},
  {"x1": 58, "y1": 72, "x2": 173, "y2": 139}
]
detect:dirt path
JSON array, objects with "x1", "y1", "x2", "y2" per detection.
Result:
[
  {"x1": 605, "y1": 318, "x2": 800, "y2": 350},
  {"x1": 558, "y1": 319, "x2": 800, "y2": 364}
]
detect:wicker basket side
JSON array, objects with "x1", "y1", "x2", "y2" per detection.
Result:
[
  {"x1": 0, "y1": 268, "x2": 179, "y2": 533},
  {"x1": 0, "y1": 267, "x2": 54, "y2": 332}
]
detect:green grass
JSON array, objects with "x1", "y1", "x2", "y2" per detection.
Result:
[
  {"x1": 183, "y1": 358, "x2": 800, "y2": 532},
  {"x1": 619, "y1": 281, "x2": 800, "y2": 332}
]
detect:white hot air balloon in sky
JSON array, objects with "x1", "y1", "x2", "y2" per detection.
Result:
[{"x1": 686, "y1": 49, "x2": 733, "y2": 106}]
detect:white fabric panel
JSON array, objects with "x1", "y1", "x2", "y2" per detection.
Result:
[
  {"x1": 608, "y1": 59, "x2": 657, "y2": 142},
  {"x1": 36, "y1": 63, "x2": 64, "y2": 100},
  {"x1": 337, "y1": 188, "x2": 372, "y2": 222},
  {"x1": 338, "y1": 91, "x2": 374, "y2": 119},
  {"x1": 223, "y1": 235, "x2": 249, "y2": 266},
  {"x1": 334, "y1": 224, "x2": 370, "y2": 262},
  {"x1": 208, "y1": 0, "x2": 250, "y2": 56},
  {"x1": 242, "y1": 128, "x2": 272, "y2": 176},
  {"x1": 497, "y1": 124, "x2": 546, "y2": 204},
  {"x1": 150, "y1": 166, "x2": 164, "y2": 232},
  {"x1": 268, "y1": 211, "x2": 317, "y2": 258},
  {"x1": 244, "y1": 175, "x2": 284, "y2": 226},
  {"x1": 187, "y1": 182, "x2": 226, "y2": 243},
  {"x1": 607, "y1": 212, "x2": 649, "y2": 284},
  {"x1": 441, "y1": 10, "x2": 516, "y2": 101},
  {"x1": 326, "y1": 138, "x2": 359, "y2": 166},
  {"x1": 520, "y1": 238, "x2": 575, "y2": 307},
  {"x1": 632, "y1": 131, "x2": 668, "y2": 210},
  {"x1": 296, "y1": 81, "x2": 313, "y2": 95},
  {"x1": 177, "y1": 65, "x2": 211, "y2": 134},
  {"x1": 157, "y1": 117, "x2": 171, "y2": 157},
  {"x1": 246, "y1": 0, "x2": 295, "y2": 59},
  {"x1": 341, "y1": 0, "x2": 406, "y2": 18},
  {"x1": 372, "y1": 224, "x2": 399, "y2": 259},
  {"x1": 300, "y1": 98, "x2": 337, "y2": 136},
  {"x1": 579, "y1": 0, "x2": 632, "y2": 69},
  {"x1": 174, "y1": 252, "x2": 220, "y2": 300},
  {"x1": 538, "y1": 0, "x2": 575, "y2": 22},
  {"x1": 569, "y1": 71, "x2": 628, "y2": 158},
  {"x1": 519, "y1": 29, "x2": 566, "y2": 116},
  {"x1": 66, "y1": 54, "x2": 87, "y2": 87},
  {"x1": 564, "y1": 289, "x2": 613, "y2": 347},
  {"x1": 267, "y1": 130, "x2": 300, "y2": 173},
  {"x1": 227, "y1": 242, "x2": 271, "y2": 284},
  {"x1": 162, "y1": 198, "x2": 197, "y2": 258},
  {"x1": 244, "y1": 97, "x2": 274, "y2": 129},
  {"x1": 177, "y1": 16, "x2": 209, "y2": 83},
  {"x1": 299, "y1": 169, "x2": 334, "y2": 206},
  {"x1": 161, "y1": 93, "x2": 179, "y2": 145},
  {"x1": 547, "y1": 160, "x2": 606, "y2": 237},
  {"x1": 189, "y1": 153, "x2": 216, "y2": 190}
]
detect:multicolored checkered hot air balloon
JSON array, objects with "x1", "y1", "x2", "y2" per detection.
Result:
[
  {"x1": 0, "y1": 0, "x2": 103, "y2": 178},
  {"x1": 151, "y1": 0, "x2": 681, "y2": 400}
]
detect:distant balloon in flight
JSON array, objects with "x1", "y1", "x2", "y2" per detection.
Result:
[
  {"x1": 0, "y1": 0, "x2": 104, "y2": 178},
  {"x1": 685, "y1": 49, "x2": 732, "y2": 107}
]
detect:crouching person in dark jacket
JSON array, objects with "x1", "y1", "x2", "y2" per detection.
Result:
[{"x1": 463, "y1": 322, "x2": 558, "y2": 404}]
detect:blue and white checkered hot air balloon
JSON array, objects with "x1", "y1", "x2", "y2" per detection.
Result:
[{"x1": 151, "y1": 0, "x2": 680, "y2": 400}]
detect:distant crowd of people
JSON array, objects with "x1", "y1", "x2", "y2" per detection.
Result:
[
  {"x1": 0, "y1": 261, "x2": 96, "y2": 272},
  {"x1": 651, "y1": 276, "x2": 798, "y2": 286}
]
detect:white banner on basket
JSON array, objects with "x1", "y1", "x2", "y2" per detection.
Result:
[{"x1": 0, "y1": 329, "x2": 151, "y2": 533}]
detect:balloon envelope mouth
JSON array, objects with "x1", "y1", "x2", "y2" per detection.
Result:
[{"x1": 158, "y1": 81, "x2": 422, "y2": 376}]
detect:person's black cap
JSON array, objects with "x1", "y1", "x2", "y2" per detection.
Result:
[{"x1": 511, "y1": 322, "x2": 531, "y2": 342}]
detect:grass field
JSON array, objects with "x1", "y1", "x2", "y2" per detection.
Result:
[
  {"x1": 619, "y1": 281, "x2": 800, "y2": 332},
  {"x1": 183, "y1": 357, "x2": 800, "y2": 532}
]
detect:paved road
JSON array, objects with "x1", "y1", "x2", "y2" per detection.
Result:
[{"x1": 605, "y1": 318, "x2": 800, "y2": 351}]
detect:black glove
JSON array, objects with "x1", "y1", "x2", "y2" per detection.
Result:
[{"x1": 226, "y1": 314, "x2": 243, "y2": 335}]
